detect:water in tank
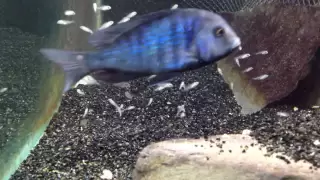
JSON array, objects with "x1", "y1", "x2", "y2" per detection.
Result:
[{"x1": 1, "y1": 0, "x2": 320, "y2": 180}]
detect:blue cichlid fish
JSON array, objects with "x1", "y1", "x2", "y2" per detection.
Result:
[{"x1": 40, "y1": 8, "x2": 241, "y2": 93}]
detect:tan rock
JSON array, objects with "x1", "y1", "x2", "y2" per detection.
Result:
[{"x1": 133, "y1": 134, "x2": 320, "y2": 180}]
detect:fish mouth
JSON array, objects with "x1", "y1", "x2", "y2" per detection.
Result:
[
  {"x1": 216, "y1": 45, "x2": 241, "y2": 61},
  {"x1": 218, "y1": 37, "x2": 242, "y2": 60},
  {"x1": 228, "y1": 37, "x2": 242, "y2": 56},
  {"x1": 231, "y1": 45, "x2": 241, "y2": 53},
  {"x1": 230, "y1": 38, "x2": 242, "y2": 54}
]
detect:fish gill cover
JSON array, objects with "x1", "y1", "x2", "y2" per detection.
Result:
[{"x1": 2, "y1": 0, "x2": 320, "y2": 180}]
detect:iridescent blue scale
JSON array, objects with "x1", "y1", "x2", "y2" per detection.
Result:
[{"x1": 98, "y1": 15, "x2": 196, "y2": 73}]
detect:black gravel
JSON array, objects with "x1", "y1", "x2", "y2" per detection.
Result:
[{"x1": 9, "y1": 60, "x2": 320, "y2": 179}]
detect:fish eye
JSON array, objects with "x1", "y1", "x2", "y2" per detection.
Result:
[{"x1": 214, "y1": 27, "x2": 225, "y2": 37}]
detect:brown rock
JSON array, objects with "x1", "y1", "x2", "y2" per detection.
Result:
[{"x1": 218, "y1": 3, "x2": 320, "y2": 114}]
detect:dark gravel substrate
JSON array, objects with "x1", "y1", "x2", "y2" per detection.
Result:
[{"x1": 10, "y1": 61, "x2": 320, "y2": 179}]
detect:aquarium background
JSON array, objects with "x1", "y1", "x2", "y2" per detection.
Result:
[{"x1": 1, "y1": 0, "x2": 320, "y2": 180}]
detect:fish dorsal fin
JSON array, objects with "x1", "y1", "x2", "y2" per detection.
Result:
[{"x1": 89, "y1": 9, "x2": 182, "y2": 49}]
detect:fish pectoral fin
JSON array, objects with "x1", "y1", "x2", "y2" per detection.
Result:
[
  {"x1": 91, "y1": 70, "x2": 148, "y2": 83},
  {"x1": 148, "y1": 72, "x2": 181, "y2": 86}
]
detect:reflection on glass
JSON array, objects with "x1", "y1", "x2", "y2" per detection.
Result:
[{"x1": 0, "y1": 0, "x2": 102, "y2": 179}]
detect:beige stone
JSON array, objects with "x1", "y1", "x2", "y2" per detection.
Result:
[{"x1": 133, "y1": 134, "x2": 320, "y2": 180}]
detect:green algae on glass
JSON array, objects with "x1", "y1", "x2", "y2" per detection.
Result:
[
  {"x1": 0, "y1": 0, "x2": 102, "y2": 179},
  {"x1": 0, "y1": 28, "x2": 54, "y2": 180}
]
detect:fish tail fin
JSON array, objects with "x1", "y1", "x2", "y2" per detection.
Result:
[{"x1": 40, "y1": 48, "x2": 91, "y2": 93}]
